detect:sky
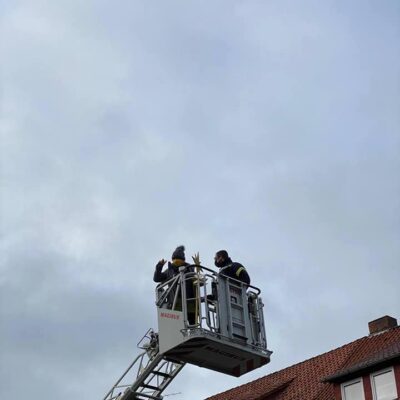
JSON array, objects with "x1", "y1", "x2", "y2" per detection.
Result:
[{"x1": 1, "y1": 1, "x2": 399, "y2": 399}]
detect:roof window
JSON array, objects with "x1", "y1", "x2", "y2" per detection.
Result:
[
  {"x1": 370, "y1": 367, "x2": 398, "y2": 400},
  {"x1": 341, "y1": 378, "x2": 365, "y2": 400}
]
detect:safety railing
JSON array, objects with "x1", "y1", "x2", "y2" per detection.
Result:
[{"x1": 155, "y1": 265, "x2": 267, "y2": 351}]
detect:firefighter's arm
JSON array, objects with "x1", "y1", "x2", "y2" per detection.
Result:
[
  {"x1": 153, "y1": 259, "x2": 167, "y2": 282},
  {"x1": 236, "y1": 265, "x2": 250, "y2": 285}
]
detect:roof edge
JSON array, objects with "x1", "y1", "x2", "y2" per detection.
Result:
[{"x1": 322, "y1": 353, "x2": 400, "y2": 383}]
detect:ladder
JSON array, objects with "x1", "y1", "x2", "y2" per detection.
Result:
[{"x1": 103, "y1": 330, "x2": 185, "y2": 400}]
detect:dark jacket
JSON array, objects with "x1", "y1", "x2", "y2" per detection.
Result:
[
  {"x1": 154, "y1": 261, "x2": 196, "y2": 305},
  {"x1": 153, "y1": 260, "x2": 188, "y2": 283},
  {"x1": 219, "y1": 259, "x2": 251, "y2": 285}
]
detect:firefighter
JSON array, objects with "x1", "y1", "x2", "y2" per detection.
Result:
[{"x1": 214, "y1": 249, "x2": 250, "y2": 285}]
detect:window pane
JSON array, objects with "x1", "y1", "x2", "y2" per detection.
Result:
[
  {"x1": 344, "y1": 381, "x2": 364, "y2": 400},
  {"x1": 373, "y1": 371, "x2": 397, "y2": 400}
]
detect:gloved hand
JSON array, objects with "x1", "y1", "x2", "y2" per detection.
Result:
[
  {"x1": 156, "y1": 259, "x2": 167, "y2": 268},
  {"x1": 192, "y1": 252, "x2": 201, "y2": 265}
]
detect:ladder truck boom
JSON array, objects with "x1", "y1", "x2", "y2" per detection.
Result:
[{"x1": 103, "y1": 330, "x2": 184, "y2": 400}]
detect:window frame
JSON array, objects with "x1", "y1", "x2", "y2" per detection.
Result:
[
  {"x1": 370, "y1": 367, "x2": 398, "y2": 400},
  {"x1": 341, "y1": 377, "x2": 365, "y2": 400}
]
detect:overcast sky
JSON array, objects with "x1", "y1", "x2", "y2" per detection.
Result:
[{"x1": 1, "y1": 1, "x2": 399, "y2": 399}]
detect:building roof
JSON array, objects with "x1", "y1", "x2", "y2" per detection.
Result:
[{"x1": 205, "y1": 325, "x2": 400, "y2": 400}]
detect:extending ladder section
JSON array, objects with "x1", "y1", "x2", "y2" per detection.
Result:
[{"x1": 103, "y1": 330, "x2": 185, "y2": 400}]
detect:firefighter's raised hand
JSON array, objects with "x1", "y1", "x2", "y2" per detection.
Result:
[
  {"x1": 192, "y1": 252, "x2": 201, "y2": 266},
  {"x1": 157, "y1": 259, "x2": 167, "y2": 267}
]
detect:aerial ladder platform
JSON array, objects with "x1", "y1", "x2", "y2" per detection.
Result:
[{"x1": 102, "y1": 265, "x2": 272, "y2": 400}]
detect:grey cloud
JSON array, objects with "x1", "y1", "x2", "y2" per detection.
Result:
[{"x1": 1, "y1": 1, "x2": 399, "y2": 399}]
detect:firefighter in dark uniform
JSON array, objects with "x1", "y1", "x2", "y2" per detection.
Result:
[
  {"x1": 214, "y1": 249, "x2": 250, "y2": 285},
  {"x1": 154, "y1": 245, "x2": 196, "y2": 324}
]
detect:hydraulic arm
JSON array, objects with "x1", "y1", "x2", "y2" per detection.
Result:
[{"x1": 103, "y1": 330, "x2": 184, "y2": 400}]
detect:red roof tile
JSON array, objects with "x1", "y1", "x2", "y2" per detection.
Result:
[
  {"x1": 205, "y1": 326, "x2": 400, "y2": 400},
  {"x1": 325, "y1": 327, "x2": 400, "y2": 381}
]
